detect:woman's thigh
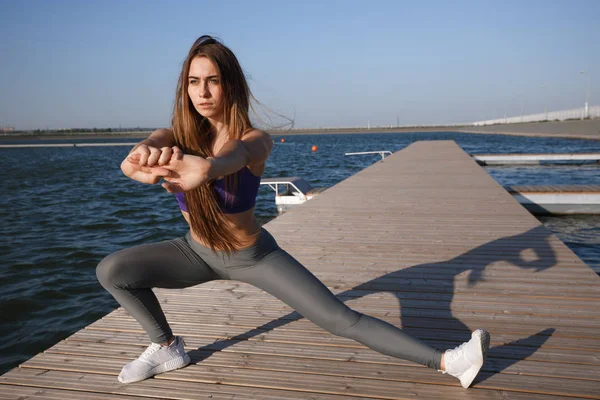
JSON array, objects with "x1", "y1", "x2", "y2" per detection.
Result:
[
  {"x1": 97, "y1": 237, "x2": 221, "y2": 290},
  {"x1": 226, "y1": 248, "x2": 360, "y2": 334}
]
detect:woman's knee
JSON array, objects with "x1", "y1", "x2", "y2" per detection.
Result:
[
  {"x1": 319, "y1": 309, "x2": 364, "y2": 338},
  {"x1": 96, "y1": 251, "x2": 126, "y2": 289}
]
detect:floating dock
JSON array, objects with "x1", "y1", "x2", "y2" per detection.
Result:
[
  {"x1": 1, "y1": 141, "x2": 599, "y2": 399},
  {"x1": 472, "y1": 153, "x2": 600, "y2": 165},
  {"x1": 506, "y1": 185, "x2": 600, "y2": 214}
]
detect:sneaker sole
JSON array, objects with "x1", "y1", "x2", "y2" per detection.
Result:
[
  {"x1": 459, "y1": 329, "x2": 490, "y2": 389},
  {"x1": 118, "y1": 354, "x2": 191, "y2": 384}
]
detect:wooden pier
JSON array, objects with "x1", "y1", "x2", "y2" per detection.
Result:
[{"x1": 1, "y1": 140, "x2": 599, "y2": 399}]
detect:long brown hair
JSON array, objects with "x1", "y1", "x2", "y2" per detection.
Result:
[{"x1": 172, "y1": 35, "x2": 253, "y2": 253}]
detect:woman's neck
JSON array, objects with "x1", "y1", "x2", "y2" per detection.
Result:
[
  {"x1": 206, "y1": 116, "x2": 227, "y2": 139},
  {"x1": 207, "y1": 120, "x2": 229, "y2": 153}
]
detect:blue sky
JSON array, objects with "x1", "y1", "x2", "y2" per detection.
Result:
[{"x1": 1, "y1": 0, "x2": 598, "y2": 130}]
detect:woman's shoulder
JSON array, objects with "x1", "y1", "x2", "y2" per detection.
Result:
[
  {"x1": 241, "y1": 128, "x2": 274, "y2": 155},
  {"x1": 241, "y1": 129, "x2": 271, "y2": 175},
  {"x1": 241, "y1": 128, "x2": 272, "y2": 141}
]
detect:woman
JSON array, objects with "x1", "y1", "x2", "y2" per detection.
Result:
[{"x1": 96, "y1": 35, "x2": 490, "y2": 388}]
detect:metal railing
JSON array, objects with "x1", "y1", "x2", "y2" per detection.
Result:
[{"x1": 472, "y1": 105, "x2": 600, "y2": 126}]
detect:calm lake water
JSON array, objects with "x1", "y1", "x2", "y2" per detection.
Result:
[{"x1": 0, "y1": 131, "x2": 598, "y2": 374}]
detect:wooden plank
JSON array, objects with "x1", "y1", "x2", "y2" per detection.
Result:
[
  {"x1": 1, "y1": 368, "x2": 584, "y2": 400},
  {"x1": 17, "y1": 353, "x2": 600, "y2": 399},
  {"x1": 88, "y1": 310, "x2": 600, "y2": 336},
  {"x1": 65, "y1": 330, "x2": 600, "y2": 368},
  {"x1": 155, "y1": 288, "x2": 600, "y2": 309},
  {"x1": 85, "y1": 315, "x2": 600, "y2": 341},
  {"x1": 106, "y1": 300, "x2": 600, "y2": 320},
  {"x1": 0, "y1": 385, "x2": 151, "y2": 400},
  {"x1": 0, "y1": 369, "x2": 375, "y2": 400},
  {"x1": 37, "y1": 342, "x2": 600, "y2": 383},
  {"x1": 85, "y1": 317, "x2": 600, "y2": 352}
]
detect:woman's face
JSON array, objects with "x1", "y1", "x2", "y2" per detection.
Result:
[{"x1": 187, "y1": 56, "x2": 224, "y2": 121}]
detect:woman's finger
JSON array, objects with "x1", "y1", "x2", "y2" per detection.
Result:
[
  {"x1": 158, "y1": 147, "x2": 173, "y2": 165},
  {"x1": 137, "y1": 145, "x2": 151, "y2": 166},
  {"x1": 127, "y1": 153, "x2": 142, "y2": 164},
  {"x1": 150, "y1": 166, "x2": 171, "y2": 177},
  {"x1": 131, "y1": 164, "x2": 170, "y2": 177},
  {"x1": 161, "y1": 181, "x2": 184, "y2": 193},
  {"x1": 147, "y1": 147, "x2": 161, "y2": 166},
  {"x1": 129, "y1": 170, "x2": 158, "y2": 184},
  {"x1": 161, "y1": 182, "x2": 175, "y2": 193},
  {"x1": 172, "y1": 146, "x2": 183, "y2": 160}
]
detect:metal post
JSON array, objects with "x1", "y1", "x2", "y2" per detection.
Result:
[
  {"x1": 521, "y1": 95, "x2": 524, "y2": 123},
  {"x1": 581, "y1": 71, "x2": 590, "y2": 119},
  {"x1": 541, "y1": 85, "x2": 548, "y2": 121},
  {"x1": 586, "y1": 75, "x2": 591, "y2": 118}
]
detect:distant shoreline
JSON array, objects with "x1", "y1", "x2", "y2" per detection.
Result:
[
  {"x1": 0, "y1": 131, "x2": 152, "y2": 140},
  {"x1": 0, "y1": 125, "x2": 467, "y2": 140},
  {"x1": 1, "y1": 119, "x2": 598, "y2": 141}
]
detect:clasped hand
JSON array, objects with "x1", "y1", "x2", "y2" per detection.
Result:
[{"x1": 121, "y1": 143, "x2": 213, "y2": 192}]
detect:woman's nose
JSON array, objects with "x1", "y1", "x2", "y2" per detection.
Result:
[{"x1": 199, "y1": 82, "x2": 210, "y2": 98}]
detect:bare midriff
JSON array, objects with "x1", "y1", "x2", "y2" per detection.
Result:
[
  {"x1": 181, "y1": 205, "x2": 261, "y2": 251},
  {"x1": 181, "y1": 162, "x2": 264, "y2": 250}
]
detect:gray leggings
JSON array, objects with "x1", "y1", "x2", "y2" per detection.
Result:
[{"x1": 96, "y1": 228, "x2": 442, "y2": 369}]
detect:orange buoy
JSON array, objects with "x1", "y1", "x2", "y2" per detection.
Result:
[
  {"x1": 280, "y1": 138, "x2": 285, "y2": 143},
  {"x1": 311, "y1": 145, "x2": 318, "y2": 152}
]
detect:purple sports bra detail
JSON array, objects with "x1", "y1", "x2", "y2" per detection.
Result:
[
  {"x1": 174, "y1": 191, "x2": 188, "y2": 212},
  {"x1": 174, "y1": 166, "x2": 261, "y2": 214}
]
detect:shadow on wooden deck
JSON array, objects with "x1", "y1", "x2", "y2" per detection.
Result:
[{"x1": 187, "y1": 225, "x2": 557, "y2": 386}]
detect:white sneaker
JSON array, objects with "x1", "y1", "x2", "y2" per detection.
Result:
[
  {"x1": 118, "y1": 336, "x2": 191, "y2": 384},
  {"x1": 441, "y1": 329, "x2": 490, "y2": 388}
]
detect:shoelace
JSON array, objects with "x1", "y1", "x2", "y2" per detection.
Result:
[
  {"x1": 139, "y1": 337, "x2": 185, "y2": 361},
  {"x1": 445, "y1": 341, "x2": 468, "y2": 365},
  {"x1": 140, "y1": 343, "x2": 162, "y2": 360}
]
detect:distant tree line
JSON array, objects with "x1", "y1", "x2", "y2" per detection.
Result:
[{"x1": 3, "y1": 127, "x2": 155, "y2": 135}]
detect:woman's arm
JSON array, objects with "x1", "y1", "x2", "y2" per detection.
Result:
[
  {"x1": 208, "y1": 129, "x2": 273, "y2": 179},
  {"x1": 158, "y1": 129, "x2": 273, "y2": 193},
  {"x1": 128, "y1": 128, "x2": 175, "y2": 164},
  {"x1": 142, "y1": 128, "x2": 175, "y2": 149},
  {"x1": 121, "y1": 128, "x2": 180, "y2": 184}
]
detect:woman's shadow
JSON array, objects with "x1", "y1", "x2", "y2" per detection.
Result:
[{"x1": 190, "y1": 225, "x2": 558, "y2": 384}]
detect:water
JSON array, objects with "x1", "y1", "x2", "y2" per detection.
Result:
[{"x1": 1, "y1": 131, "x2": 598, "y2": 374}]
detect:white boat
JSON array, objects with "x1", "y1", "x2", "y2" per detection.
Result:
[{"x1": 260, "y1": 177, "x2": 326, "y2": 214}]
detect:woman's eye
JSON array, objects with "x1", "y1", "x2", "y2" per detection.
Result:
[
  {"x1": 209, "y1": 79, "x2": 219, "y2": 84},
  {"x1": 189, "y1": 80, "x2": 198, "y2": 85}
]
